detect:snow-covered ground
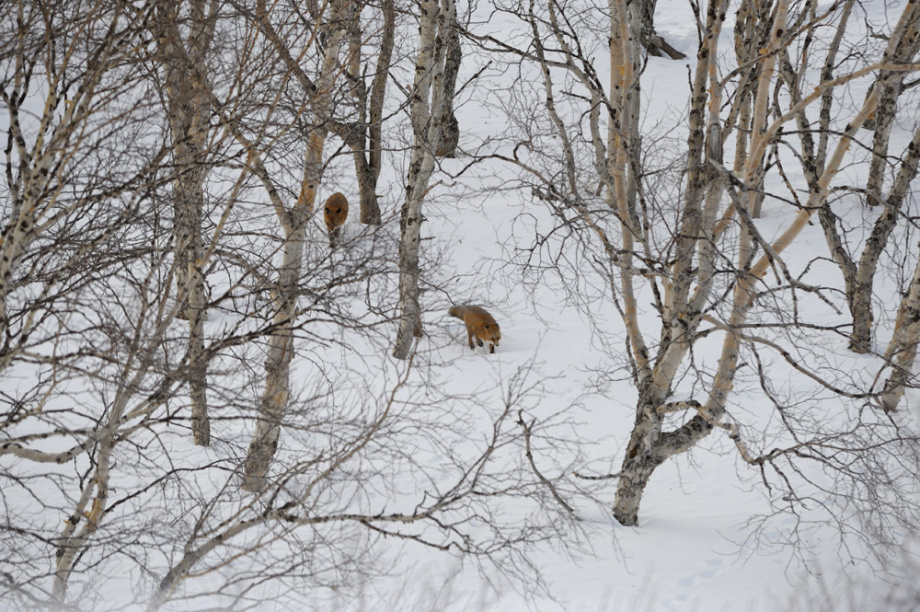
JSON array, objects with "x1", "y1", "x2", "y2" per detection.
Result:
[
  {"x1": 319, "y1": 1, "x2": 920, "y2": 609},
  {"x1": 3, "y1": 0, "x2": 920, "y2": 610}
]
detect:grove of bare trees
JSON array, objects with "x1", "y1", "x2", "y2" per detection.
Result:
[
  {"x1": 476, "y1": 0, "x2": 920, "y2": 558},
  {"x1": 3, "y1": 0, "x2": 920, "y2": 609}
]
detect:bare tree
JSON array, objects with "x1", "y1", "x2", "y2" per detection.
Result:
[
  {"x1": 252, "y1": 0, "x2": 395, "y2": 226},
  {"x1": 479, "y1": 0, "x2": 920, "y2": 566},
  {"x1": 341, "y1": 0, "x2": 395, "y2": 224},
  {"x1": 776, "y1": 0, "x2": 920, "y2": 353},
  {"x1": 864, "y1": 6, "x2": 920, "y2": 207},
  {"x1": 393, "y1": 0, "x2": 457, "y2": 359},
  {"x1": 0, "y1": 1, "x2": 597, "y2": 610},
  {"x1": 237, "y1": 0, "x2": 354, "y2": 492},
  {"x1": 141, "y1": 357, "x2": 587, "y2": 611},
  {"x1": 153, "y1": 0, "x2": 220, "y2": 446}
]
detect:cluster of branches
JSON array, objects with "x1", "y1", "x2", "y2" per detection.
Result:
[
  {"x1": 6, "y1": 0, "x2": 920, "y2": 607},
  {"x1": 0, "y1": 0, "x2": 586, "y2": 609},
  {"x1": 475, "y1": 0, "x2": 920, "y2": 568}
]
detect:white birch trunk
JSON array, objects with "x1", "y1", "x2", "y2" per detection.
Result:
[
  {"x1": 242, "y1": 3, "x2": 348, "y2": 492},
  {"x1": 879, "y1": 247, "x2": 920, "y2": 412},
  {"x1": 392, "y1": 0, "x2": 453, "y2": 359},
  {"x1": 156, "y1": 0, "x2": 218, "y2": 446},
  {"x1": 613, "y1": 0, "x2": 734, "y2": 526}
]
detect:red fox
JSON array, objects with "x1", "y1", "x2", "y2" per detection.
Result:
[
  {"x1": 323, "y1": 192, "x2": 349, "y2": 247},
  {"x1": 448, "y1": 305, "x2": 501, "y2": 353}
]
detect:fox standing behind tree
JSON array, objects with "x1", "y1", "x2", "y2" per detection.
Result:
[
  {"x1": 448, "y1": 304, "x2": 501, "y2": 353},
  {"x1": 323, "y1": 192, "x2": 349, "y2": 247}
]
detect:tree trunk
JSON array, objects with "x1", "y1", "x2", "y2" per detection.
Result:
[
  {"x1": 879, "y1": 245, "x2": 920, "y2": 411},
  {"x1": 612, "y1": 454, "x2": 661, "y2": 526},
  {"x1": 355, "y1": 0, "x2": 395, "y2": 225},
  {"x1": 614, "y1": 0, "x2": 882, "y2": 526},
  {"x1": 435, "y1": 6, "x2": 461, "y2": 158},
  {"x1": 849, "y1": 125, "x2": 920, "y2": 350},
  {"x1": 865, "y1": 7, "x2": 920, "y2": 205},
  {"x1": 613, "y1": 0, "x2": 737, "y2": 527},
  {"x1": 243, "y1": 1, "x2": 348, "y2": 491},
  {"x1": 613, "y1": 410, "x2": 713, "y2": 525},
  {"x1": 631, "y1": 0, "x2": 686, "y2": 59},
  {"x1": 393, "y1": 0, "x2": 452, "y2": 359},
  {"x1": 156, "y1": 0, "x2": 217, "y2": 446}
]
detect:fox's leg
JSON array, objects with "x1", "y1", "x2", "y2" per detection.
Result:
[
  {"x1": 467, "y1": 331, "x2": 475, "y2": 349},
  {"x1": 489, "y1": 343, "x2": 495, "y2": 354},
  {"x1": 476, "y1": 337, "x2": 484, "y2": 347}
]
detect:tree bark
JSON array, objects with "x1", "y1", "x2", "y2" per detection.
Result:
[
  {"x1": 879, "y1": 242, "x2": 920, "y2": 411},
  {"x1": 392, "y1": 0, "x2": 453, "y2": 359},
  {"x1": 155, "y1": 0, "x2": 218, "y2": 446},
  {"x1": 632, "y1": 0, "x2": 686, "y2": 59},
  {"x1": 614, "y1": 0, "x2": 884, "y2": 525},
  {"x1": 243, "y1": 0, "x2": 348, "y2": 491},
  {"x1": 849, "y1": 125, "x2": 920, "y2": 351},
  {"x1": 356, "y1": 0, "x2": 395, "y2": 224},
  {"x1": 435, "y1": 6, "x2": 462, "y2": 158},
  {"x1": 613, "y1": 0, "x2": 737, "y2": 525},
  {"x1": 865, "y1": 7, "x2": 920, "y2": 206}
]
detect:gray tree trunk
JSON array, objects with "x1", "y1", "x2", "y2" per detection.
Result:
[
  {"x1": 613, "y1": 0, "x2": 738, "y2": 525},
  {"x1": 393, "y1": 0, "x2": 453, "y2": 359},
  {"x1": 435, "y1": 7, "x2": 461, "y2": 158},
  {"x1": 612, "y1": 0, "x2": 881, "y2": 526},
  {"x1": 349, "y1": 0, "x2": 395, "y2": 225},
  {"x1": 849, "y1": 125, "x2": 920, "y2": 351},
  {"x1": 243, "y1": 0, "x2": 348, "y2": 492},
  {"x1": 631, "y1": 0, "x2": 686, "y2": 59},
  {"x1": 156, "y1": 0, "x2": 217, "y2": 446},
  {"x1": 865, "y1": 7, "x2": 920, "y2": 206},
  {"x1": 879, "y1": 244, "x2": 920, "y2": 411}
]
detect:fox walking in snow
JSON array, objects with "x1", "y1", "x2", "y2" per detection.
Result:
[
  {"x1": 323, "y1": 192, "x2": 349, "y2": 247},
  {"x1": 448, "y1": 305, "x2": 501, "y2": 353}
]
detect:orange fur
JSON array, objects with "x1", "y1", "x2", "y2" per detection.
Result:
[
  {"x1": 323, "y1": 192, "x2": 349, "y2": 246},
  {"x1": 448, "y1": 305, "x2": 501, "y2": 353}
]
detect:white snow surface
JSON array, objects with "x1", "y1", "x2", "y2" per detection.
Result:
[{"x1": 3, "y1": 0, "x2": 920, "y2": 610}]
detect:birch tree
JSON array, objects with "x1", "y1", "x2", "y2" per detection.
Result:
[
  {"x1": 483, "y1": 0, "x2": 920, "y2": 561},
  {"x1": 0, "y1": 2, "x2": 186, "y2": 602},
  {"x1": 341, "y1": 0, "x2": 395, "y2": 224},
  {"x1": 777, "y1": 0, "x2": 920, "y2": 353},
  {"x1": 631, "y1": 0, "x2": 687, "y2": 59},
  {"x1": 864, "y1": 5, "x2": 920, "y2": 207},
  {"x1": 241, "y1": 0, "x2": 352, "y2": 492},
  {"x1": 253, "y1": 0, "x2": 395, "y2": 227},
  {"x1": 393, "y1": 0, "x2": 456, "y2": 359},
  {"x1": 0, "y1": 1, "x2": 596, "y2": 608},
  {"x1": 435, "y1": 2, "x2": 462, "y2": 158},
  {"x1": 0, "y1": 0, "x2": 162, "y2": 375},
  {"x1": 878, "y1": 236, "x2": 920, "y2": 411},
  {"x1": 154, "y1": 0, "x2": 220, "y2": 446}
]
